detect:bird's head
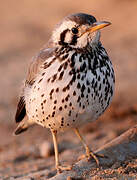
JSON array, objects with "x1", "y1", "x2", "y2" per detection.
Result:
[{"x1": 51, "y1": 13, "x2": 111, "y2": 49}]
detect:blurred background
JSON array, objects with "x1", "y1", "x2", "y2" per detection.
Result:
[{"x1": 0, "y1": 0, "x2": 137, "y2": 178}]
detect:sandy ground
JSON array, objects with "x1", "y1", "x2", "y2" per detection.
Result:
[{"x1": 0, "y1": 0, "x2": 137, "y2": 179}]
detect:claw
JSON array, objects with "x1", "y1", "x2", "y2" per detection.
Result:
[
  {"x1": 87, "y1": 151, "x2": 100, "y2": 166},
  {"x1": 95, "y1": 153, "x2": 108, "y2": 158},
  {"x1": 78, "y1": 151, "x2": 106, "y2": 166},
  {"x1": 56, "y1": 165, "x2": 72, "y2": 174}
]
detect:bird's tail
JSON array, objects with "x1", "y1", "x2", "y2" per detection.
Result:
[{"x1": 14, "y1": 119, "x2": 34, "y2": 135}]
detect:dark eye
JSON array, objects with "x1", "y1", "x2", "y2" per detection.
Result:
[{"x1": 71, "y1": 27, "x2": 78, "y2": 34}]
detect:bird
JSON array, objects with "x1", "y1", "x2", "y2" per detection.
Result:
[{"x1": 14, "y1": 13, "x2": 115, "y2": 173}]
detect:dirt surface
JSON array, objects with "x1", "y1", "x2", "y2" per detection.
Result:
[{"x1": 0, "y1": 0, "x2": 137, "y2": 179}]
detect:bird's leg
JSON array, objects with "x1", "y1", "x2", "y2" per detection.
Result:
[
  {"x1": 51, "y1": 130, "x2": 72, "y2": 174},
  {"x1": 74, "y1": 128, "x2": 102, "y2": 166}
]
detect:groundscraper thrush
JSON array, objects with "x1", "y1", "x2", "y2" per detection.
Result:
[{"x1": 14, "y1": 13, "x2": 115, "y2": 173}]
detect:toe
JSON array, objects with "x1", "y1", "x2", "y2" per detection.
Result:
[{"x1": 56, "y1": 165, "x2": 72, "y2": 174}]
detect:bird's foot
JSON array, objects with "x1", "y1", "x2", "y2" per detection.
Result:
[
  {"x1": 56, "y1": 164, "x2": 72, "y2": 174},
  {"x1": 78, "y1": 151, "x2": 106, "y2": 166}
]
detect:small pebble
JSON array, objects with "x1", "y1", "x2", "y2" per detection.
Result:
[{"x1": 39, "y1": 141, "x2": 54, "y2": 158}]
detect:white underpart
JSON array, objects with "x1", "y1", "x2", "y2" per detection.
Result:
[{"x1": 25, "y1": 47, "x2": 114, "y2": 131}]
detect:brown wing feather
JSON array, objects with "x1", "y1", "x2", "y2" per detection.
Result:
[
  {"x1": 15, "y1": 44, "x2": 56, "y2": 123},
  {"x1": 15, "y1": 96, "x2": 26, "y2": 123},
  {"x1": 25, "y1": 46, "x2": 56, "y2": 86}
]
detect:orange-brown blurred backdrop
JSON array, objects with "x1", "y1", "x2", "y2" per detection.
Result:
[{"x1": 0, "y1": 0, "x2": 137, "y2": 124}]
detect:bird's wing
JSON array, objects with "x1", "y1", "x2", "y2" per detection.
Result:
[
  {"x1": 15, "y1": 95, "x2": 26, "y2": 123},
  {"x1": 15, "y1": 46, "x2": 56, "y2": 123},
  {"x1": 26, "y1": 46, "x2": 56, "y2": 86}
]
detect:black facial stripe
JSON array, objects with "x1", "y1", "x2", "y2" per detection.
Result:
[
  {"x1": 59, "y1": 28, "x2": 78, "y2": 46},
  {"x1": 70, "y1": 35, "x2": 78, "y2": 45},
  {"x1": 59, "y1": 29, "x2": 69, "y2": 46}
]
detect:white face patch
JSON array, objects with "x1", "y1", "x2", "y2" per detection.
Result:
[
  {"x1": 64, "y1": 30, "x2": 72, "y2": 44},
  {"x1": 75, "y1": 33, "x2": 88, "y2": 48},
  {"x1": 51, "y1": 19, "x2": 101, "y2": 48},
  {"x1": 52, "y1": 20, "x2": 77, "y2": 45},
  {"x1": 71, "y1": 31, "x2": 101, "y2": 49}
]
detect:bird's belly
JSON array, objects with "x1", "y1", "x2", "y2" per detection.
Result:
[
  {"x1": 25, "y1": 93, "x2": 104, "y2": 131},
  {"x1": 25, "y1": 64, "x2": 114, "y2": 131}
]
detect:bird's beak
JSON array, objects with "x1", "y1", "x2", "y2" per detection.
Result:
[{"x1": 85, "y1": 21, "x2": 111, "y2": 34}]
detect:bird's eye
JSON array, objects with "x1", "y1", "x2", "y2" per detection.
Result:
[{"x1": 71, "y1": 27, "x2": 78, "y2": 34}]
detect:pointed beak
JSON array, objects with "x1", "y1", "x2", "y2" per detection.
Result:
[{"x1": 85, "y1": 21, "x2": 111, "y2": 34}]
